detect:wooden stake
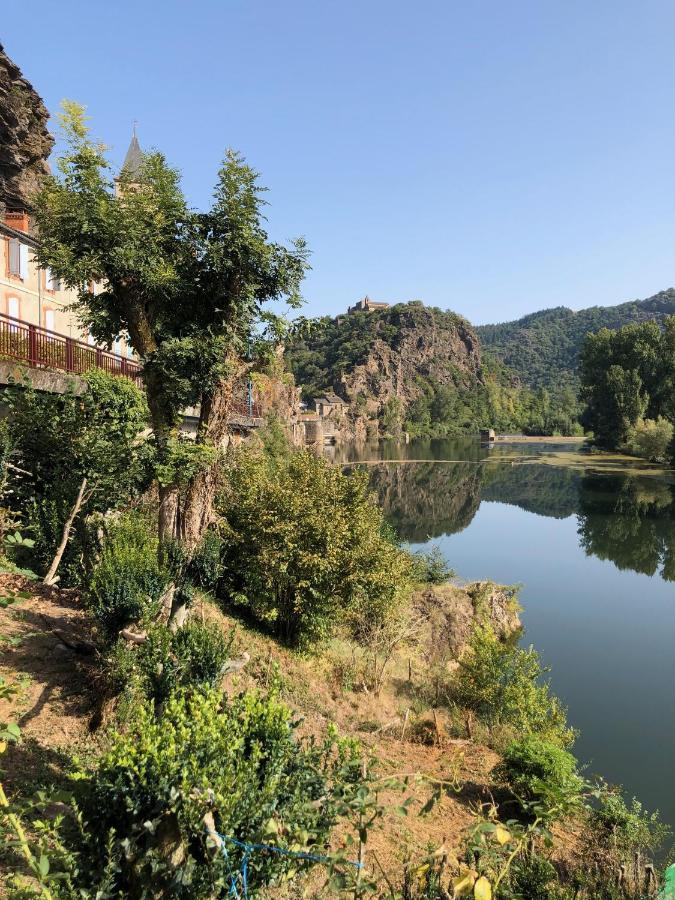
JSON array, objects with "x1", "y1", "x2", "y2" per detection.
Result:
[
  {"x1": 43, "y1": 477, "x2": 89, "y2": 586},
  {"x1": 401, "y1": 708, "x2": 410, "y2": 743}
]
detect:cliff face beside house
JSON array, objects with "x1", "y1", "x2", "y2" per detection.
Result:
[
  {"x1": 285, "y1": 302, "x2": 484, "y2": 436},
  {"x1": 0, "y1": 44, "x2": 53, "y2": 211}
]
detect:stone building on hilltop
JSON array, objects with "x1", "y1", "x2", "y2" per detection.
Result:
[{"x1": 347, "y1": 295, "x2": 390, "y2": 314}]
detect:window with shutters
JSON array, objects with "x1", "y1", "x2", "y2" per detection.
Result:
[
  {"x1": 19, "y1": 244, "x2": 29, "y2": 280},
  {"x1": 8, "y1": 239, "x2": 21, "y2": 276}
]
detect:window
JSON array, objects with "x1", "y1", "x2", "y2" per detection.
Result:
[
  {"x1": 87, "y1": 330, "x2": 96, "y2": 347},
  {"x1": 8, "y1": 239, "x2": 20, "y2": 276},
  {"x1": 45, "y1": 309, "x2": 55, "y2": 332},
  {"x1": 45, "y1": 268, "x2": 62, "y2": 291},
  {"x1": 19, "y1": 244, "x2": 29, "y2": 280}
]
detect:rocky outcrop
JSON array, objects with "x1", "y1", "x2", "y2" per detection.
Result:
[
  {"x1": 0, "y1": 44, "x2": 53, "y2": 211},
  {"x1": 414, "y1": 581, "x2": 522, "y2": 665},
  {"x1": 339, "y1": 305, "x2": 482, "y2": 421}
]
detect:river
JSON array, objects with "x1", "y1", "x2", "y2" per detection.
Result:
[{"x1": 332, "y1": 437, "x2": 675, "y2": 834}]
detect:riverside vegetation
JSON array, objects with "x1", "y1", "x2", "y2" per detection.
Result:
[{"x1": 0, "y1": 107, "x2": 672, "y2": 898}]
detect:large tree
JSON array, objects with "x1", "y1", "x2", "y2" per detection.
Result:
[
  {"x1": 34, "y1": 104, "x2": 308, "y2": 617},
  {"x1": 579, "y1": 319, "x2": 675, "y2": 449}
]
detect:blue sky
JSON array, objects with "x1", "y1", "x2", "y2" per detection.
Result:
[{"x1": 4, "y1": 0, "x2": 675, "y2": 324}]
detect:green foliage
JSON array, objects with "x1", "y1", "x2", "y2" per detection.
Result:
[
  {"x1": 411, "y1": 546, "x2": 455, "y2": 584},
  {"x1": 286, "y1": 303, "x2": 583, "y2": 437},
  {"x1": 477, "y1": 288, "x2": 675, "y2": 391},
  {"x1": 575, "y1": 792, "x2": 671, "y2": 899},
  {"x1": 110, "y1": 619, "x2": 232, "y2": 704},
  {"x1": 256, "y1": 413, "x2": 294, "y2": 462},
  {"x1": 76, "y1": 687, "x2": 359, "y2": 897},
  {"x1": 495, "y1": 736, "x2": 584, "y2": 820},
  {"x1": 451, "y1": 626, "x2": 574, "y2": 748},
  {"x1": 507, "y1": 854, "x2": 565, "y2": 899},
  {"x1": 34, "y1": 104, "x2": 309, "y2": 453},
  {"x1": 217, "y1": 447, "x2": 412, "y2": 648},
  {"x1": 625, "y1": 416, "x2": 674, "y2": 462},
  {"x1": 588, "y1": 792, "x2": 670, "y2": 861},
  {"x1": 4, "y1": 370, "x2": 152, "y2": 579},
  {"x1": 188, "y1": 529, "x2": 225, "y2": 591},
  {"x1": 87, "y1": 515, "x2": 167, "y2": 639},
  {"x1": 580, "y1": 317, "x2": 675, "y2": 452}
]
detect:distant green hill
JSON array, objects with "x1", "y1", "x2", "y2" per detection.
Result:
[{"x1": 476, "y1": 288, "x2": 675, "y2": 390}]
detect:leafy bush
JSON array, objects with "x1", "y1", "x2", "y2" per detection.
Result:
[
  {"x1": 110, "y1": 619, "x2": 232, "y2": 704},
  {"x1": 412, "y1": 546, "x2": 455, "y2": 584},
  {"x1": 507, "y1": 854, "x2": 564, "y2": 899},
  {"x1": 495, "y1": 736, "x2": 584, "y2": 819},
  {"x1": 625, "y1": 416, "x2": 674, "y2": 462},
  {"x1": 576, "y1": 792, "x2": 671, "y2": 899},
  {"x1": 188, "y1": 529, "x2": 225, "y2": 591},
  {"x1": 217, "y1": 447, "x2": 412, "y2": 647},
  {"x1": 75, "y1": 687, "x2": 359, "y2": 897},
  {"x1": 4, "y1": 370, "x2": 152, "y2": 580},
  {"x1": 451, "y1": 626, "x2": 574, "y2": 748},
  {"x1": 87, "y1": 516, "x2": 167, "y2": 639}
]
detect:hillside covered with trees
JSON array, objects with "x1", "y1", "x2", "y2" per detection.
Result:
[
  {"x1": 286, "y1": 303, "x2": 581, "y2": 437},
  {"x1": 477, "y1": 289, "x2": 675, "y2": 391}
]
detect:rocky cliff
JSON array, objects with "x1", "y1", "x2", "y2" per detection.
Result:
[
  {"x1": 0, "y1": 44, "x2": 53, "y2": 211},
  {"x1": 339, "y1": 303, "x2": 482, "y2": 416},
  {"x1": 285, "y1": 302, "x2": 486, "y2": 436}
]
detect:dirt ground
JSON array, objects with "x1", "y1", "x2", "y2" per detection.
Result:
[{"x1": 0, "y1": 574, "x2": 509, "y2": 895}]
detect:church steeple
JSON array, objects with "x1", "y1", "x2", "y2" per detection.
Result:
[{"x1": 120, "y1": 125, "x2": 143, "y2": 181}]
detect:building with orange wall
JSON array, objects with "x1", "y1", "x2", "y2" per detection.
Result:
[{"x1": 0, "y1": 132, "x2": 142, "y2": 359}]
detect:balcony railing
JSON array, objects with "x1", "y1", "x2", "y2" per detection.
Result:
[{"x1": 0, "y1": 312, "x2": 143, "y2": 386}]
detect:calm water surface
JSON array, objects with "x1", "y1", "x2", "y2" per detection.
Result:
[{"x1": 333, "y1": 438, "x2": 675, "y2": 833}]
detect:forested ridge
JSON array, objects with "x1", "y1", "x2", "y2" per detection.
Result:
[
  {"x1": 286, "y1": 303, "x2": 582, "y2": 436},
  {"x1": 477, "y1": 288, "x2": 675, "y2": 390}
]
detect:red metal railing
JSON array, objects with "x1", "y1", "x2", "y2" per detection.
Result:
[{"x1": 0, "y1": 312, "x2": 143, "y2": 386}]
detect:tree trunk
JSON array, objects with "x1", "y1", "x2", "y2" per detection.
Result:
[{"x1": 177, "y1": 372, "x2": 237, "y2": 552}]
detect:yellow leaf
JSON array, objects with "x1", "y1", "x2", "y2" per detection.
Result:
[
  {"x1": 452, "y1": 872, "x2": 476, "y2": 896},
  {"x1": 495, "y1": 825, "x2": 511, "y2": 845},
  {"x1": 474, "y1": 876, "x2": 492, "y2": 900},
  {"x1": 0, "y1": 741, "x2": 6, "y2": 754}
]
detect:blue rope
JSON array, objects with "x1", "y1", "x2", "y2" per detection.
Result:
[{"x1": 206, "y1": 828, "x2": 362, "y2": 899}]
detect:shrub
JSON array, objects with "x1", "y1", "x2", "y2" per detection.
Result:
[
  {"x1": 188, "y1": 529, "x2": 225, "y2": 591},
  {"x1": 508, "y1": 854, "x2": 564, "y2": 899},
  {"x1": 576, "y1": 792, "x2": 671, "y2": 898},
  {"x1": 625, "y1": 416, "x2": 674, "y2": 462},
  {"x1": 111, "y1": 619, "x2": 233, "y2": 704},
  {"x1": 217, "y1": 447, "x2": 412, "y2": 648},
  {"x1": 451, "y1": 626, "x2": 574, "y2": 748},
  {"x1": 87, "y1": 516, "x2": 167, "y2": 639},
  {"x1": 495, "y1": 736, "x2": 584, "y2": 819},
  {"x1": 412, "y1": 546, "x2": 455, "y2": 584},
  {"x1": 4, "y1": 370, "x2": 152, "y2": 580},
  {"x1": 76, "y1": 687, "x2": 359, "y2": 897}
]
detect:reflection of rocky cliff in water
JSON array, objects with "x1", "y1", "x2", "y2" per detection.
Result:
[
  {"x1": 577, "y1": 475, "x2": 675, "y2": 581},
  {"x1": 366, "y1": 461, "x2": 482, "y2": 542},
  {"x1": 481, "y1": 464, "x2": 581, "y2": 519}
]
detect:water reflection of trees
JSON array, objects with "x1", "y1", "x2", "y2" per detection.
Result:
[
  {"x1": 481, "y1": 464, "x2": 580, "y2": 518},
  {"x1": 577, "y1": 476, "x2": 675, "y2": 581},
  {"x1": 361, "y1": 455, "x2": 675, "y2": 581}
]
